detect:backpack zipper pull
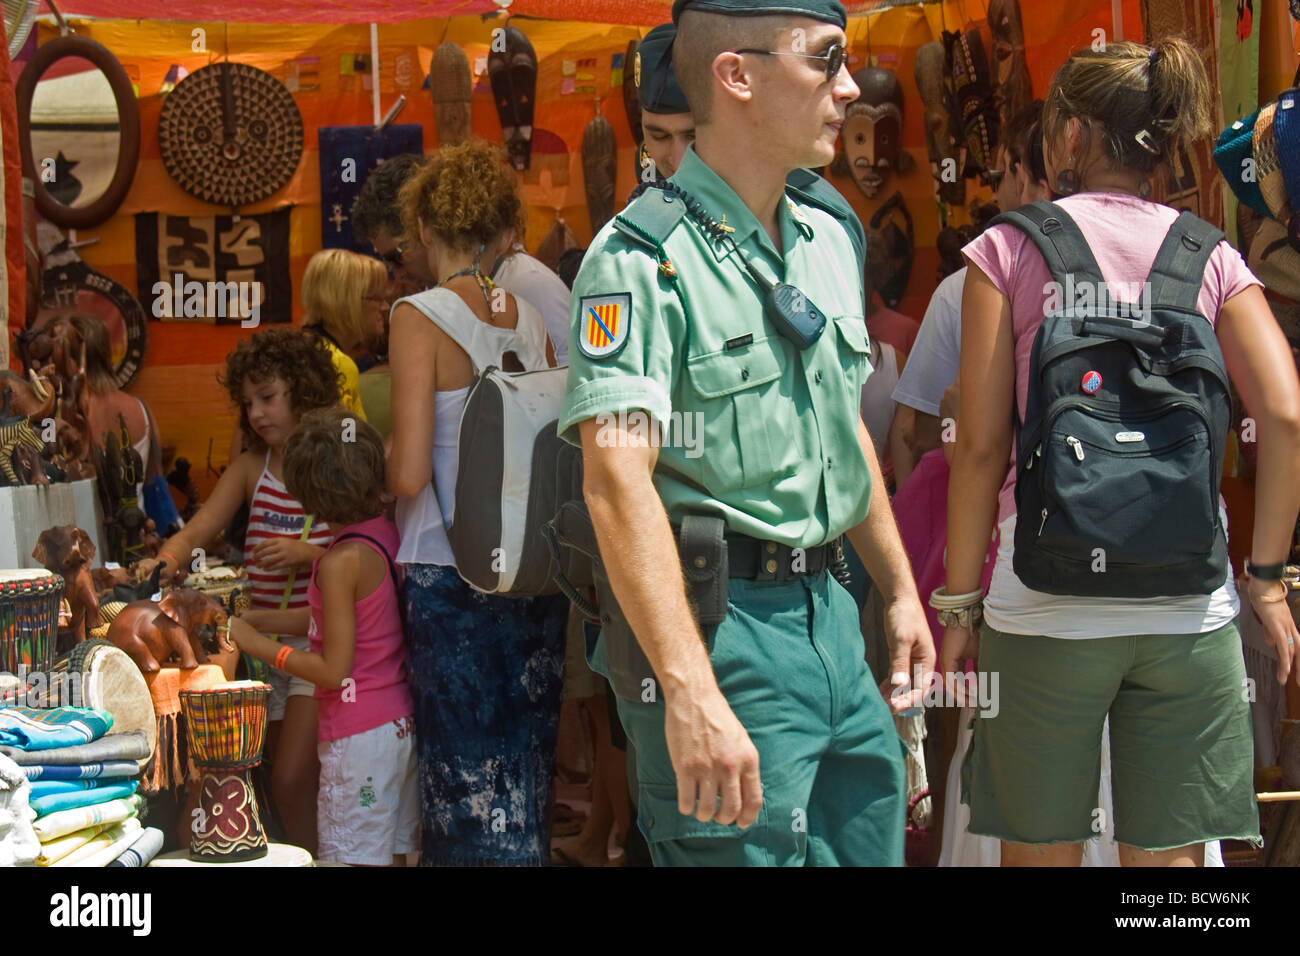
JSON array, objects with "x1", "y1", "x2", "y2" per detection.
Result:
[
  {"x1": 1066, "y1": 436, "x2": 1085, "y2": 461},
  {"x1": 1025, "y1": 444, "x2": 1042, "y2": 470},
  {"x1": 1038, "y1": 508, "x2": 1048, "y2": 535}
]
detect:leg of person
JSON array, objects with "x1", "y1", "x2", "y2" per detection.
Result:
[
  {"x1": 553, "y1": 694, "x2": 616, "y2": 865},
  {"x1": 965, "y1": 622, "x2": 1127, "y2": 865},
  {"x1": 804, "y1": 571, "x2": 906, "y2": 866},
  {"x1": 925, "y1": 704, "x2": 962, "y2": 866},
  {"x1": 1109, "y1": 621, "x2": 1260, "y2": 866},
  {"x1": 593, "y1": 683, "x2": 631, "y2": 852},
  {"x1": 274, "y1": 690, "x2": 319, "y2": 856},
  {"x1": 612, "y1": 577, "x2": 835, "y2": 867},
  {"x1": 520, "y1": 593, "x2": 569, "y2": 862}
]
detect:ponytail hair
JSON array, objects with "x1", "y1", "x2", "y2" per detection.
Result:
[{"x1": 1042, "y1": 37, "x2": 1211, "y2": 176}]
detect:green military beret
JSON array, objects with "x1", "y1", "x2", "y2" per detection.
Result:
[
  {"x1": 672, "y1": 0, "x2": 846, "y2": 28},
  {"x1": 637, "y1": 24, "x2": 690, "y2": 115}
]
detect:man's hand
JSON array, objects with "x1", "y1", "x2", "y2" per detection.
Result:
[
  {"x1": 664, "y1": 683, "x2": 763, "y2": 828},
  {"x1": 882, "y1": 596, "x2": 935, "y2": 713}
]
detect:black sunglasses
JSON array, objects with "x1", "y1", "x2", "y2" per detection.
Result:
[
  {"x1": 378, "y1": 242, "x2": 406, "y2": 268},
  {"x1": 733, "y1": 42, "x2": 848, "y2": 83},
  {"x1": 987, "y1": 168, "x2": 1007, "y2": 189}
]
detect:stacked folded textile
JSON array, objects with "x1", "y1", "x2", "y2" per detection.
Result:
[{"x1": 0, "y1": 707, "x2": 157, "y2": 867}]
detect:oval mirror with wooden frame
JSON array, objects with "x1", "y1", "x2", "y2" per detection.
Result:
[{"x1": 16, "y1": 34, "x2": 140, "y2": 230}]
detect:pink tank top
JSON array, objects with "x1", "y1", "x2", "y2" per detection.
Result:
[
  {"x1": 307, "y1": 515, "x2": 412, "y2": 742},
  {"x1": 243, "y1": 452, "x2": 333, "y2": 610}
]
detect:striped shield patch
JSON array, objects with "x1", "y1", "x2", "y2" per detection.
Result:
[{"x1": 577, "y1": 292, "x2": 631, "y2": 360}]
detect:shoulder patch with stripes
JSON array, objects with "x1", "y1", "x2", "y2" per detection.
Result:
[{"x1": 577, "y1": 292, "x2": 632, "y2": 360}]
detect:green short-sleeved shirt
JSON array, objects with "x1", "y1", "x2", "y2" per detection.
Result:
[{"x1": 559, "y1": 147, "x2": 872, "y2": 549}]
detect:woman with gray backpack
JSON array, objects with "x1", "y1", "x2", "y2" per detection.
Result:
[
  {"x1": 386, "y1": 141, "x2": 568, "y2": 865},
  {"x1": 939, "y1": 38, "x2": 1300, "y2": 866}
]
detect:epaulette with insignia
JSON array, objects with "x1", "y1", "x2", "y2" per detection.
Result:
[{"x1": 613, "y1": 186, "x2": 688, "y2": 254}]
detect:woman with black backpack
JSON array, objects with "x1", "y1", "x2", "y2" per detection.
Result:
[{"x1": 940, "y1": 37, "x2": 1300, "y2": 866}]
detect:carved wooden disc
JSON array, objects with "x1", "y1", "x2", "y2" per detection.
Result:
[{"x1": 158, "y1": 62, "x2": 303, "y2": 208}]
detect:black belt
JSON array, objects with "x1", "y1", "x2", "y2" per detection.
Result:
[{"x1": 726, "y1": 534, "x2": 843, "y2": 581}]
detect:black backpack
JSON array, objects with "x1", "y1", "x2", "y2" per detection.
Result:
[{"x1": 991, "y1": 201, "x2": 1231, "y2": 597}]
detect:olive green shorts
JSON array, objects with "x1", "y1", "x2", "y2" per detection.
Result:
[{"x1": 963, "y1": 621, "x2": 1261, "y2": 851}]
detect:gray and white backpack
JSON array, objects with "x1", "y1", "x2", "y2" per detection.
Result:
[{"x1": 398, "y1": 287, "x2": 572, "y2": 596}]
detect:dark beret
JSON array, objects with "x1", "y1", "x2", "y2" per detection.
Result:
[
  {"x1": 672, "y1": 0, "x2": 846, "y2": 28},
  {"x1": 637, "y1": 24, "x2": 690, "y2": 115}
]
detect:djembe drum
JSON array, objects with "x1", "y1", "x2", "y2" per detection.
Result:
[
  {"x1": 179, "y1": 680, "x2": 270, "y2": 862},
  {"x1": 0, "y1": 569, "x2": 63, "y2": 678},
  {"x1": 47, "y1": 640, "x2": 156, "y2": 761}
]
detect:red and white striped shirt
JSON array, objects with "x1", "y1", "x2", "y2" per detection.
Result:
[{"x1": 244, "y1": 452, "x2": 333, "y2": 610}]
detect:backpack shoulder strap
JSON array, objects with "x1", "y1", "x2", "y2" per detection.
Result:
[
  {"x1": 1144, "y1": 210, "x2": 1225, "y2": 314},
  {"x1": 612, "y1": 186, "x2": 687, "y2": 253},
  {"x1": 395, "y1": 288, "x2": 509, "y2": 374},
  {"x1": 986, "y1": 200, "x2": 1106, "y2": 289}
]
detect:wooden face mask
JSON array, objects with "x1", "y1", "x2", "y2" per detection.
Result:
[
  {"x1": 843, "y1": 68, "x2": 910, "y2": 199},
  {"x1": 989, "y1": 0, "x2": 1033, "y2": 131}
]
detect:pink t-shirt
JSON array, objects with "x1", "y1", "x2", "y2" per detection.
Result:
[
  {"x1": 962, "y1": 193, "x2": 1262, "y2": 527},
  {"x1": 307, "y1": 515, "x2": 413, "y2": 742}
]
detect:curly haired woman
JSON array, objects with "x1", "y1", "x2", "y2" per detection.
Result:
[
  {"x1": 138, "y1": 327, "x2": 344, "y2": 855},
  {"x1": 386, "y1": 141, "x2": 567, "y2": 866}
]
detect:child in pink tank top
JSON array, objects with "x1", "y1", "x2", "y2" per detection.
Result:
[{"x1": 231, "y1": 409, "x2": 416, "y2": 866}]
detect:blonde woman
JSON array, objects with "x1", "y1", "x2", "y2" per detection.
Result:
[{"x1": 301, "y1": 248, "x2": 390, "y2": 421}]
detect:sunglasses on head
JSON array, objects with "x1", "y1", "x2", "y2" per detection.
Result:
[{"x1": 733, "y1": 41, "x2": 848, "y2": 83}]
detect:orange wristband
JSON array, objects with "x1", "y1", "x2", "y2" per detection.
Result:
[
  {"x1": 274, "y1": 644, "x2": 293, "y2": 670},
  {"x1": 159, "y1": 550, "x2": 181, "y2": 568}
]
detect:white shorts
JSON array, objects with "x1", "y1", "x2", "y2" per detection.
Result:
[
  {"x1": 267, "y1": 635, "x2": 314, "y2": 722},
  {"x1": 317, "y1": 717, "x2": 419, "y2": 866}
]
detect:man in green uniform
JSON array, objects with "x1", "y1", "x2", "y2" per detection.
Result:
[{"x1": 559, "y1": 0, "x2": 932, "y2": 866}]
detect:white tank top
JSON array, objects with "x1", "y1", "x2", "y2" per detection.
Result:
[{"x1": 393, "y1": 287, "x2": 551, "y2": 567}]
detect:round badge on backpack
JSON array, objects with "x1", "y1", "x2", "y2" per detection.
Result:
[{"x1": 1081, "y1": 370, "x2": 1102, "y2": 394}]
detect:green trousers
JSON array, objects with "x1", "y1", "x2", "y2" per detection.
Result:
[{"x1": 593, "y1": 570, "x2": 905, "y2": 866}]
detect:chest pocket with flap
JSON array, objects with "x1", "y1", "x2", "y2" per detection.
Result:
[
  {"x1": 832, "y1": 313, "x2": 872, "y2": 389},
  {"x1": 685, "y1": 338, "x2": 797, "y2": 493}
]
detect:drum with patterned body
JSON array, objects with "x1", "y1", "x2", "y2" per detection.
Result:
[
  {"x1": 179, "y1": 680, "x2": 271, "y2": 861},
  {"x1": 0, "y1": 569, "x2": 63, "y2": 677}
]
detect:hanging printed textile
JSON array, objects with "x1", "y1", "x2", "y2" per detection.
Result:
[
  {"x1": 317, "y1": 124, "x2": 423, "y2": 252},
  {"x1": 134, "y1": 210, "x2": 292, "y2": 326}
]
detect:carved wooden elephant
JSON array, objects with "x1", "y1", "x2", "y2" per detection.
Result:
[
  {"x1": 106, "y1": 588, "x2": 232, "y2": 674},
  {"x1": 33, "y1": 525, "x2": 99, "y2": 645}
]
